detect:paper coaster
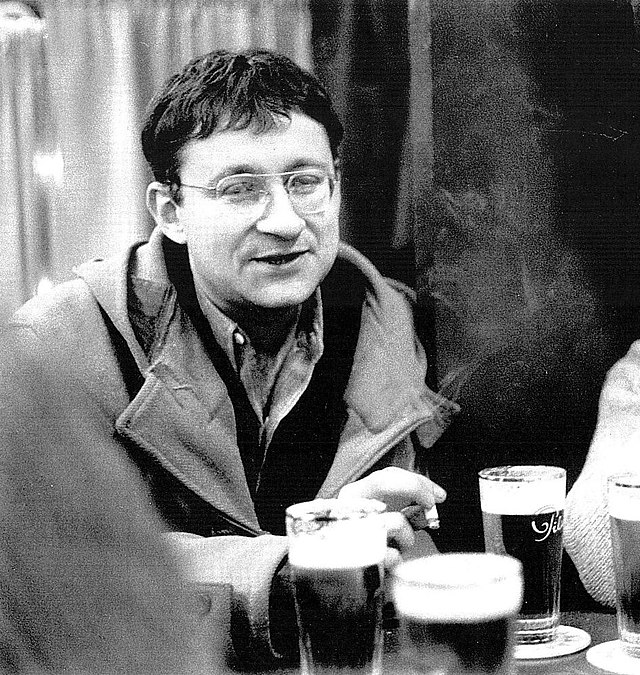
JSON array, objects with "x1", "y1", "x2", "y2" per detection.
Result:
[
  {"x1": 587, "y1": 640, "x2": 640, "y2": 674},
  {"x1": 513, "y1": 625, "x2": 591, "y2": 660}
]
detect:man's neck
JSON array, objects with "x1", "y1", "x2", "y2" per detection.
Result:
[
  {"x1": 233, "y1": 304, "x2": 300, "y2": 354},
  {"x1": 193, "y1": 283, "x2": 300, "y2": 356}
]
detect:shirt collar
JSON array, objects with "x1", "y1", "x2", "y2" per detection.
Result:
[{"x1": 194, "y1": 286, "x2": 324, "y2": 370}]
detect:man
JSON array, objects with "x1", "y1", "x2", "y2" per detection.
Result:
[{"x1": 10, "y1": 50, "x2": 457, "y2": 664}]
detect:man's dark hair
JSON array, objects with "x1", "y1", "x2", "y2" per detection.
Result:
[{"x1": 141, "y1": 49, "x2": 343, "y2": 187}]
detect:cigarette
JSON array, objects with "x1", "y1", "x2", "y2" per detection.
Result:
[{"x1": 425, "y1": 505, "x2": 440, "y2": 530}]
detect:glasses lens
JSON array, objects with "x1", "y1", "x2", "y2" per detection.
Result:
[
  {"x1": 287, "y1": 170, "x2": 331, "y2": 214},
  {"x1": 216, "y1": 175, "x2": 266, "y2": 205},
  {"x1": 214, "y1": 170, "x2": 333, "y2": 215}
]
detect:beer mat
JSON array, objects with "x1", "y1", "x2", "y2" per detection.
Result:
[
  {"x1": 513, "y1": 625, "x2": 591, "y2": 660},
  {"x1": 587, "y1": 640, "x2": 640, "y2": 674}
]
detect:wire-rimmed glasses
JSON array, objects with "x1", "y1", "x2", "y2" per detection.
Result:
[{"x1": 178, "y1": 168, "x2": 336, "y2": 217}]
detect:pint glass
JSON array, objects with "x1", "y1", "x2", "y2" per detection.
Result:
[
  {"x1": 608, "y1": 473, "x2": 640, "y2": 657},
  {"x1": 391, "y1": 553, "x2": 523, "y2": 674},
  {"x1": 479, "y1": 465, "x2": 566, "y2": 644},
  {"x1": 286, "y1": 498, "x2": 387, "y2": 675}
]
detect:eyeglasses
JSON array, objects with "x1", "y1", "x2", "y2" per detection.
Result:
[{"x1": 178, "y1": 168, "x2": 336, "y2": 216}]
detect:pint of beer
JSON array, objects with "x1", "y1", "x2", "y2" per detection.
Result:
[
  {"x1": 391, "y1": 553, "x2": 523, "y2": 674},
  {"x1": 608, "y1": 473, "x2": 640, "y2": 657},
  {"x1": 479, "y1": 465, "x2": 566, "y2": 644},
  {"x1": 286, "y1": 498, "x2": 387, "y2": 675}
]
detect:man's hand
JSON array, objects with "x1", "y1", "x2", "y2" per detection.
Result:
[{"x1": 337, "y1": 467, "x2": 446, "y2": 567}]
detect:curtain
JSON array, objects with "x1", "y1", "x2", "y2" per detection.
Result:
[
  {"x1": 310, "y1": 0, "x2": 413, "y2": 283},
  {"x1": 0, "y1": 5, "x2": 56, "y2": 317},
  {"x1": 1, "y1": 0, "x2": 312, "y2": 311},
  {"x1": 42, "y1": 0, "x2": 312, "y2": 286}
]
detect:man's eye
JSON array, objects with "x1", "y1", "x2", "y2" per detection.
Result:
[
  {"x1": 219, "y1": 180, "x2": 261, "y2": 198},
  {"x1": 289, "y1": 173, "x2": 323, "y2": 192}
]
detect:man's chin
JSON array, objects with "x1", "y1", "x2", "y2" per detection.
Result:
[{"x1": 251, "y1": 289, "x2": 316, "y2": 310}]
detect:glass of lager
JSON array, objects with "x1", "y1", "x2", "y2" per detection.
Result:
[
  {"x1": 391, "y1": 553, "x2": 523, "y2": 674},
  {"x1": 608, "y1": 473, "x2": 640, "y2": 657},
  {"x1": 479, "y1": 465, "x2": 565, "y2": 644},
  {"x1": 286, "y1": 498, "x2": 387, "y2": 675}
]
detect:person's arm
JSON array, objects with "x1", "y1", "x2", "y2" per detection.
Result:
[
  {"x1": 9, "y1": 303, "x2": 295, "y2": 666},
  {"x1": 338, "y1": 465, "x2": 446, "y2": 565},
  {"x1": 164, "y1": 463, "x2": 446, "y2": 665},
  {"x1": 565, "y1": 340, "x2": 640, "y2": 606},
  {"x1": 162, "y1": 531, "x2": 295, "y2": 665},
  {"x1": 0, "y1": 335, "x2": 214, "y2": 674}
]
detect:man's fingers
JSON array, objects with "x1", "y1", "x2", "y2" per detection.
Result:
[
  {"x1": 403, "y1": 504, "x2": 429, "y2": 529},
  {"x1": 382, "y1": 511, "x2": 415, "y2": 553},
  {"x1": 384, "y1": 547, "x2": 403, "y2": 570},
  {"x1": 338, "y1": 467, "x2": 446, "y2": 512}
]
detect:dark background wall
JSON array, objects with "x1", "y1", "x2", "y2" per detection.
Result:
[
  {"x1": 429, "y1": 0, "x2": 640, "y2": 611},
  {"x1": 312, "y1": 0, "x2": 640, "y2": 610}
]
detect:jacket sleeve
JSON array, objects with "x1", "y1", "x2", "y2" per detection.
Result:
[
  {"x1": 565, "y1": 340, "x2": 640, "y2": 606},
  {"x1": 10, "y1": 296, "x2": 295, "y2": 666},
  {"x1": 163, "y1": 531, "x2": 291, "y2": 665}
]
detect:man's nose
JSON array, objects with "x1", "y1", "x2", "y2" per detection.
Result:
[{"x1": 255, "y1": 184, "x2": 305, "y2": 239}]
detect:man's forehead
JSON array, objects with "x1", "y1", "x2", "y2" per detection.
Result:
[
  {"x1": 179, "y1": 111, "x2": 333, "y2": 176},
  {"x1": 212, "y1": 108, "x2": 295, "y2": 135}
]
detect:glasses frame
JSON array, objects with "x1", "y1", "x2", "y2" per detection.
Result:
[{"x1": 176, "y1": 168, "x2": 336, "y2": 216}]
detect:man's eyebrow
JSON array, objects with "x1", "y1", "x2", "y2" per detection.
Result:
[
  {"x1": 211, "y1": 162, "x2": 330, "y2": 180},
  {"x1": 195, "y1": 165, "x2": 256, "y2": 186},
  {"x1": 217, "y1": 164, "x2": 257, "y2": 178}
]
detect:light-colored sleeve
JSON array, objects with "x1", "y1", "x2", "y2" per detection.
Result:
[
  {"x1": 163, "y1": 531, "x2": 290, "y2": 664},
  {"x1": 565, "y1": 340, "x2": 640, "y2": 606}
]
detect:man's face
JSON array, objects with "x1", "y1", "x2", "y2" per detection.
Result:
[{"x1": 169, "y1": 112, "x2": 340, "y2": 317}]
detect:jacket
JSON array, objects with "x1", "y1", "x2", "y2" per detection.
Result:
[
  {"x1": 10, "y1": 228, "x2": 457, "y2": 661},
  {"x1": 565, "y1": 340, "x2": 640, "y2": 607}
]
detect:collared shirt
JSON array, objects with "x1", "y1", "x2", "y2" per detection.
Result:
[{"x1": 195, "y1": 287, "x2": 324, "y2": 451}]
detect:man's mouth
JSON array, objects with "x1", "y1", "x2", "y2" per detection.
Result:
[{"x1": 254, "y1": 251, "x2": 306, "y2": 266}]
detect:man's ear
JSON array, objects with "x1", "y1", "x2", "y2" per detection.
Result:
[{"x1": 146, "y1": 182, "x2": 187, "y2": 245}]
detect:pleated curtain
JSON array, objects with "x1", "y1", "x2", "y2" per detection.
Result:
[
  {"x1": 0, "y1": 8, "x2": 54, "y2": 317},
  {"x1": 1, "y1": 0, "x2": 312, "y2": 311}
]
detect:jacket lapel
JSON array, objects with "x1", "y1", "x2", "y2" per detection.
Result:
[
  {"x1": 115, "y1": 363, "x2": 261, "y2": 533},
  {"x1": 316, "y1": 253, "x2": 459, "y2": 495},
  {"x1": 110, "y1": 242, "x2": 262, "y2": 533}
]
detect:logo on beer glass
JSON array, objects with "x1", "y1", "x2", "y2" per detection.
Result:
[{"x1": 531, "y1": 506, "x2": 564, "y2": 543}]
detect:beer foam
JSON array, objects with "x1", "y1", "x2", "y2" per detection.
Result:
[
  {"x1": 392, "y1": 554, "x2": 523, "y2": 623},
  {"x1": 608, "y1": 482, "x2": 640, "y2": 521},
  {"x1": 288, "y1": 520, "x2": 387, "y2": 569},
  {"x1": 479, "y1": 466, "x2": 565, "y2": 515}
]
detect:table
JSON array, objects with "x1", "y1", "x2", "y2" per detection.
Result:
[
  {"x1": 382, "y1": 611, "x2": 618, "y2": 675},
  {"x1": 198, "y1": 584, "x2": 619, "y2": 674},
  {"x1": 514, "y1": 612, "x2": 618, "y2": 675}
]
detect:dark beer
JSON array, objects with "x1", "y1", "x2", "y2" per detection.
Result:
[
  {"x1": 609, "y1": 474, "x2": 640, "y2": 657},
  {"x1": 392, "y1": 553, "x2": 522, "y2": 675},
  {"x1": 479, "y1": 466, "x2": 565, "y2": 644},
  {"x1": 286, "y1": 498, "x2": 387, "y2": 675},
  {"x1": 482, "y1": 510, "x2": 563, "y2": 633},
  {"x1": 611, "y1": 515, "x2": 640, "y2": 655},
  {"x1": 398, "y1": 616, "x2": 513, "y2": 674},
  {"x1": 292, "y1": 563, "x2": 384, "y2": 674}
]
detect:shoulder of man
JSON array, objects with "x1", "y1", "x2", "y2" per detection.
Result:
[
  {"x1": 10, "y1": 276, "x2": 101, "y2": 341},
  {"x1": 10, "y1": 237, "x2": 146, "y2": 344},
  {"x1": 335, "y1": 241, "x2": 416, "y2": 305}
]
